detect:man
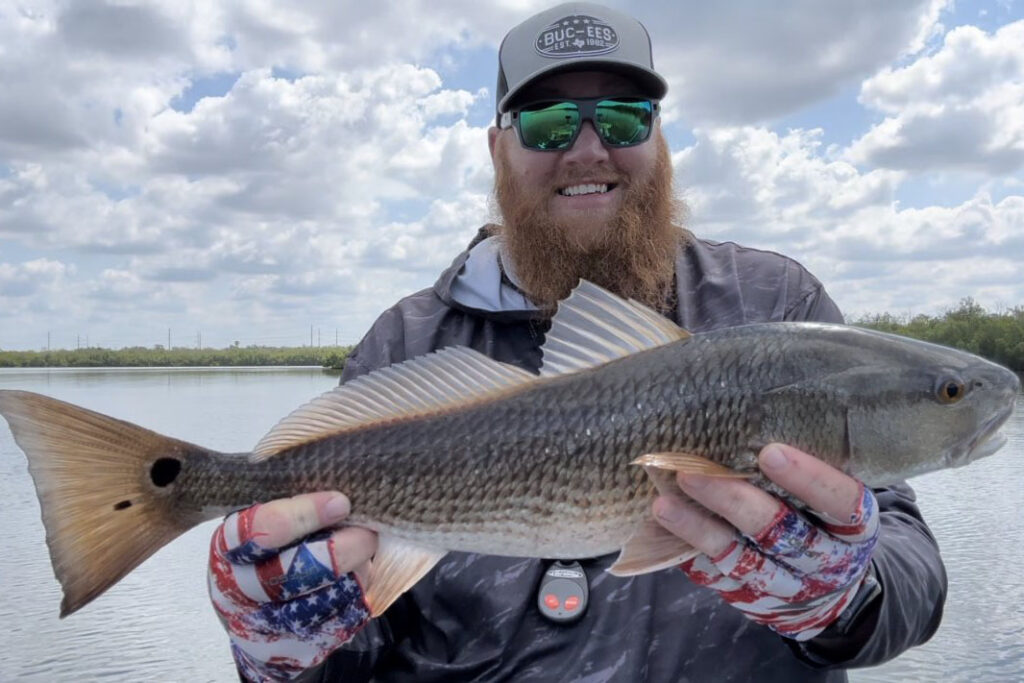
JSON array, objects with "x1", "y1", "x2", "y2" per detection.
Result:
[{"x1": 208, "y1": 4, "x2": 946, "y2": 681}]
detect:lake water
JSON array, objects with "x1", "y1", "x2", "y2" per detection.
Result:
[{"x1": 0, "y1": 367, "x2": 1021, "y2": 682}]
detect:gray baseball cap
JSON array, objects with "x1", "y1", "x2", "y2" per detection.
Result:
[{"x1": 495, "y1": 2, "x2": 667, "y2": 121}]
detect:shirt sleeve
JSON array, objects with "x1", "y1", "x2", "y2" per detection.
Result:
[
  {"x1": 783, "y1": 282, "x2": 845, "y2": 324},
  {"x1": 339, "y1": 306, "x2": 411, "y2": 384}
]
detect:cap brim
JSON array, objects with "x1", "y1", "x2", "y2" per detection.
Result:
[{"x1": 498, "y1": 60, "x2": 668, "y2": 113}]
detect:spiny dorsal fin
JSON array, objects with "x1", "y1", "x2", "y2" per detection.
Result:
[
  {"x1": 540, "y1": 280, "x2": 690, "y2": 377},
  {"x1": 252, "y1": 347, "x2": 535, "y2": 459}
]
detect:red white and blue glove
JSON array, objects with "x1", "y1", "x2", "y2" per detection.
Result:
[
  {"x1": 208, "y1": 504, "x2": 371, "y2": 681},
  {"x1": 680, "y1": 484, "x2": 879, "y2": 641}
]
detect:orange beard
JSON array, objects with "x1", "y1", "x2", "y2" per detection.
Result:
[{"x1": 492, "y1": 133, "x2": 686, "y2": 314}]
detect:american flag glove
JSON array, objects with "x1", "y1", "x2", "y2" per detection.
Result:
[
  {"x1": 680, "y1": 483, "x2": 880, "y2": 642},
  {"x1": 208, "y1": 505, "x2": 371, "y2": 682}
]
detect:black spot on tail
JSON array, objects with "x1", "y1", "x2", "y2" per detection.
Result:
[
  {"x1": 150, "y1": 458, "x2": 182, "y2": 487},
  {"x1": 114, "y1": 500, "x2": 132, "y2": 510}
]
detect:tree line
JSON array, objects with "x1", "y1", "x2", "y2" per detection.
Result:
[
  {"x1": 1, "y1": 300, "x2": 1022, "y2": 372},
  {"x1": 855, "y1": 299, "x2": 1024, "y2": 372},
  {"x1": 0, "y1": 345, "x2": 352, "y2": 370}
]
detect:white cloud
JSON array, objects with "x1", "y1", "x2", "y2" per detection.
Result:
[
  {"x1": 847, "y1": 21, "x2": 1024, "y2": 174},
  {"x1": 0, "y1": 258, "x2": 71, "y2": 297},
  {"x1": 213, "y1": 0, "x2": 536, "y2": 73},
  {"x1": 677, "y1": 127, "x2": 903, "y2": 241},
  {"x1": 0, "y1": 3, "x2": 499, "y2": 349},
  {"x1": 646, "y1": 0, "x2": 948, "y2": 125},
  {"x1": 0, "y1": 1, "x2": 1021, "y2": 349},
  {"x1": 675, "y1": 126, "x2": 1024, "y2": 317},
  {"x1": 57, "y1": 2, "x2": 188, "y2": 58}
]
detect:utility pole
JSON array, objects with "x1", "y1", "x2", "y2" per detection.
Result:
[
  {"x1": 47, "y1": 331, "x2": 50, "y2": 351},
  {"x1": 335, "y1": 328, "x2": 338, "y2": 346},
  {"x1": 77, "y1": 334, "x2": 80, "y2": 350},
  {"x1": 310, "y1": 325, "x2": 313, "y2": 347},
  {"x1": 168, "y1": 328, "x2": 171, "y2": 350},
  {"x1": 317, "y1": 328, "x2": 321, "y2": 348}
]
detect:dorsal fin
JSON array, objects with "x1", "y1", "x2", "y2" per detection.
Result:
[
  {"x1": 539, "y1": 280, "x2": 690, "y2": 377},
  {"x1": 252, "y1": 347, "x2": 535, "y2": 459}
]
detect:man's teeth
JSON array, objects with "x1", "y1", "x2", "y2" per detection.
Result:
[{"x1": 559, "y1": 183, "x2": 610, "y2": 197}]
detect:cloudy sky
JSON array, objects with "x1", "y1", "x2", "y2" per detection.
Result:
[{"x1": 1, "y1": 0, "x2": 1022, "y2": 351}]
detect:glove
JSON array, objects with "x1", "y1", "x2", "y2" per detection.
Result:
[
  {"x1": 208, "y1": 503, "x2": 372, "y2": 681},
  {"x1": 680, "y1": 483, "x2": 880, "y2": 641}
]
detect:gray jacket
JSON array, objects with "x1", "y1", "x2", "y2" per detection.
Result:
[{"x1": 304, "y1": 227, "x2": 946, "y2": 682}]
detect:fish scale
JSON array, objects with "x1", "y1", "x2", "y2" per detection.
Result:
[{"x1": 0, "y1": 281, "x2": 1017, "y2": 618}]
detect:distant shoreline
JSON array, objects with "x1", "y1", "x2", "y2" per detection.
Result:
[
  {"x1": 0, "y1": 345, "x2": 353, "y2": 371},
  {"x1": 3, "y1": 301, "x2": 1023, "y2": 373}
]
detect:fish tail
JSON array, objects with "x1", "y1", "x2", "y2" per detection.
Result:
[{"x1": 0, "y1": 390, "x2": 208, "y2": 617}]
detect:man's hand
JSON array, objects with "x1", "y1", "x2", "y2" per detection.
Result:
[
  {"x1": 208, "y1": 491, "x2": 378, "y2": 681},
  {"x1": 653, "y1": 444, "x2": 879, "y2": 642}
]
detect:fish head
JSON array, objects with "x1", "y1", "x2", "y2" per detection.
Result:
[{"x1": 838, "y1": 331, "x2": 1020, "y2": 486}]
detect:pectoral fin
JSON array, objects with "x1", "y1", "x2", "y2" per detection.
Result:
[
  {"x1": 632, "y1": 452, "x2": 755, "y2": 478},
  {"x1": 364, "y1": 535, "x2": 446, "y2": 617}
]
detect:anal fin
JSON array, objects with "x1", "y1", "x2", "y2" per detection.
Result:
[
  {"x1": 632, "y1": 452, "x2": 755, "y2": 479},
  {"x1": 609, "y1": 516, "x2": 699, "y2": 576},
  {"x1": 364, "y1": 535, "x2": 446, "y2": 617}
]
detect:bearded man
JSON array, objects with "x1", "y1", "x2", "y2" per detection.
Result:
[{"x1": 207, "y1": 4, "x2": 947, "y2": 681}]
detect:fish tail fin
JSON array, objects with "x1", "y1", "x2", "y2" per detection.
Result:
[{"x1": 0, "y1": 390, "x2": 208, "y2": 617}]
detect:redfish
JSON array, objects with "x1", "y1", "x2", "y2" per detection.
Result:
[{"x1": 0, "y1": 282, "x2": 1017, "y2": 618}]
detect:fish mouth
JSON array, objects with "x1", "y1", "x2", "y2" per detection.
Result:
[{"x1": 960, "y1": 404, "x2": 1014, "y2": 465}]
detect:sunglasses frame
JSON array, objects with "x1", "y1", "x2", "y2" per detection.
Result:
[{"x1": 499, "y1": 95, "x2": 660, "y2": 152}]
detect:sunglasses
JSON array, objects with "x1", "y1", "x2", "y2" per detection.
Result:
[{"x1": 500, "y1": 96, "x2": 659, "y2": 151}]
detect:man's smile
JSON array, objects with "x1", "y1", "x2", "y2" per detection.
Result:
[{"x1": 557, "y1": 182, "x2": 618, "y2": 196}]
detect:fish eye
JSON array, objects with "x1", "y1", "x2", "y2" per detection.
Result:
[{"x1": 936, "y1": 378, "x2": 966, "y2": 404}]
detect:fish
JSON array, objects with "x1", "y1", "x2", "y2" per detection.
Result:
[{"x1": 0, "y1": 282, "x2": 1018, "y2": 619}]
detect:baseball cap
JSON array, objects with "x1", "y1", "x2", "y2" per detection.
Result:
[{"x1": 495, "y1": 2, "x2": 668, "y2": 122}]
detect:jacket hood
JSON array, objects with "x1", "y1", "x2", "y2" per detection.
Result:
[{"x1": 433, "y1": 226, "x2": 543, "y2": 322}]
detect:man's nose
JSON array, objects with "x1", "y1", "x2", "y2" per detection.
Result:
[{"x1": 562, "y1": 121, "x2": 610, "y2": 163}]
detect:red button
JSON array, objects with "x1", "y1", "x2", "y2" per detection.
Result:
[
  {"x1": 564, "y1": 596, "x2": 580, "y2": 611},
  {"x1": 544, "y1": 594, "x2": 560, "y2": 609}
]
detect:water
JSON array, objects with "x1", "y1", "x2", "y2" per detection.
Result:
[{"x1": 0, "y1": 368, "x2": 1021, "y2": 682}]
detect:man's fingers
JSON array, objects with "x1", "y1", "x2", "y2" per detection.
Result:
[
  {"x1": 250, "y1": 491, "x2": 352, "y2": 551},
  {"x1": 329, "y1": 526, "x2": 378, "y2": 585},
  {"x1": 652, "y1": 495, "x2": 738, "y2": 558},
  {"x1": 758, "y1": 444, "x2": 863, "y2": 524},
  {"x1": 674, "y1": 472, "x2": 785, "y2": 540}
]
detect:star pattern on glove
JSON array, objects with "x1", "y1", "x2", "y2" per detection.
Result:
[{"x1": 209, "y1": 505, "x2": 371, "y2": 681}]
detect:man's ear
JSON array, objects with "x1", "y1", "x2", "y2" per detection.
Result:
[{"x1": 488, "y1": 126, "x2": 500, "y2": 162}]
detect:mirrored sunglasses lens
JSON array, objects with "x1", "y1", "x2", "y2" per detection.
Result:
[
  {"x1": 595, "y1": 99, "x2": 652, "y2": 146},
  {"x1": 519, "y1": 102, "x2": 580, "y2": 150}
]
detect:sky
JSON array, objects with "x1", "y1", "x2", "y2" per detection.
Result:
[{"x1": 1, "y1": 0, "x2": 1022, "y2": 351}]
